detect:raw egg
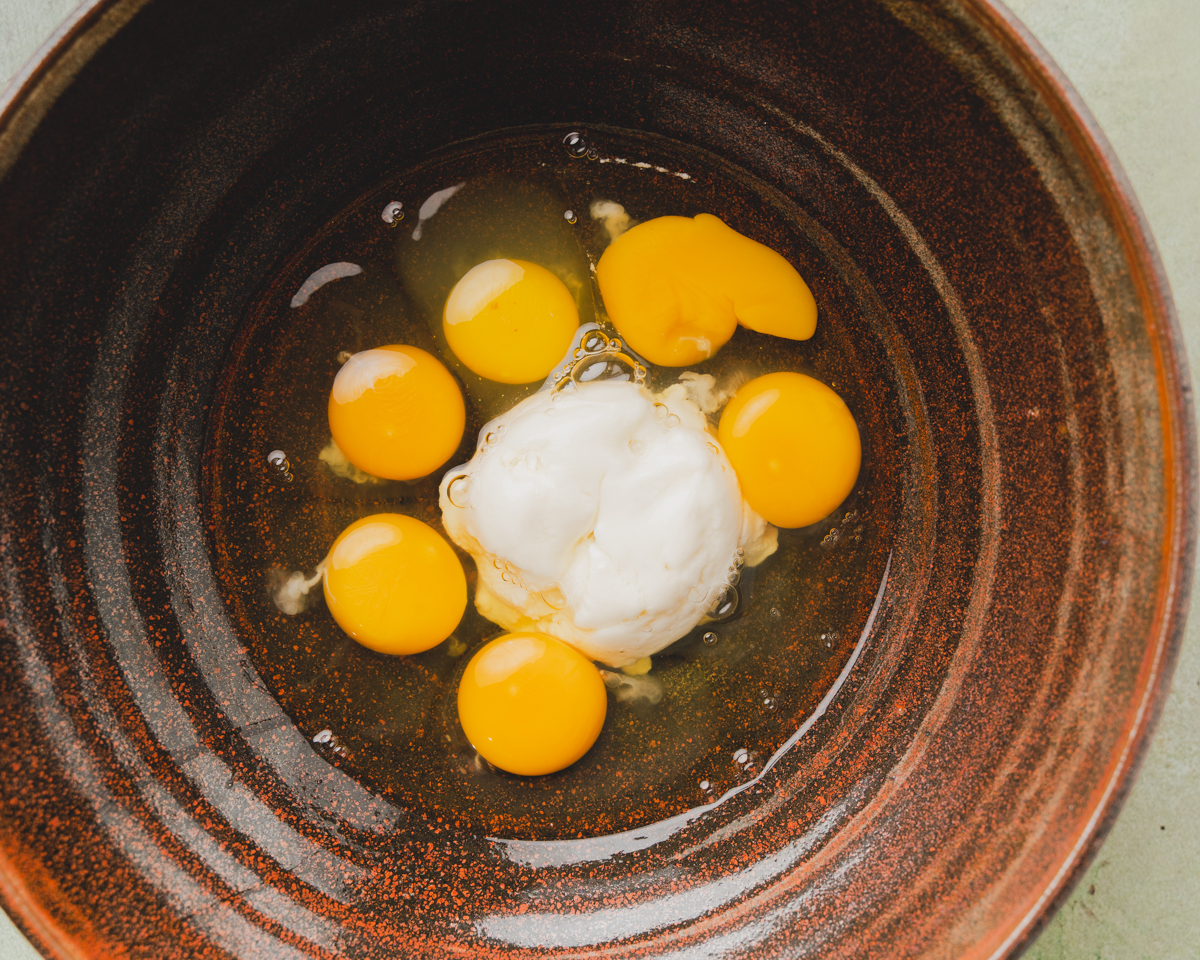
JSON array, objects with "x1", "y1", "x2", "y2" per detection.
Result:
[
  {"x1": 595, "y1": 213, "x2": 816, "y2": 366},
  {"x1": 444, "y1": 259, "x2": 579, "y2": 383},
  {"x1": 457, "y1": 632, "x2": 607, "y2": 775},
  {"x1": 323, "y1": 513, "x2": 467, "y2": 655},
  {"x1": 717, "y1": 372, "x2": 861, "y2": 528},
  {"x1": 328, "y1": 344, "x2": 464, "y2": 480}
]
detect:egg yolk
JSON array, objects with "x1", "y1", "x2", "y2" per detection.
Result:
[
  {"x1": 323, "y1": 513, "x2": 467, "y2": 655},
  {"x1": 443, "y1": 259, "x2": 579, "y2": 384},
  {"x1": 457, "y1": 632, "x2": 607, "y2": 776},
  {"x1": 328, "y1": 344, "x2": 464, "y2": 481},
  {"x1": 717, "y1": 372, "x2": 860, "y2": 528},
  {"x1": 595, "y1": 213, "x2": 817, "y2": 367}
]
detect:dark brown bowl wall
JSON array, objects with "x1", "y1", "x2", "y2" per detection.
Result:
[{"x1": 0, "y1": 1, "x2": 1193, "y2": 959}]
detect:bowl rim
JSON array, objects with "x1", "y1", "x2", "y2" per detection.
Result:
[
  {"x1": 953, "y1": 1, "x2": 1196, "y2": 954},
  {"x1": 0, "y1": 1, "x2": 1195, "y2": 957}
]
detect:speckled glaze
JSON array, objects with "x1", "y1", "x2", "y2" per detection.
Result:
[{"x1": 0, "y1": 1, "x2": 1193, "y2": 959}]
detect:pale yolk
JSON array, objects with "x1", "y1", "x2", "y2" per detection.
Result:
[
  {"x1": 457, "y1": 632, "x2": 607, "y2": 776},
  {"x1": 595, "y1": 214, "x2": 817, "y2": 367},
  {"x1": 444, "y1": 259, "x2": 579, "y2": 384},
  {"x1": 717, "y1": 372, "x2": 860, "y2": 528},
  {"x1": 328, "y1": 344, "x2": 464, "y2": 481},
  {"x1": 323, "y1": 513, "x2": 467, "y2": 655}
]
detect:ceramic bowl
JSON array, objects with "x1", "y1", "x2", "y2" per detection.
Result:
[{"x1": 0, "y1": 1, "x2": 1193, "y2": 958}]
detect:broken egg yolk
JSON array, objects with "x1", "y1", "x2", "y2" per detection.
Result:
[
  {"x1": 323, "y1": 513, "x2": 467, "y2": 655},
  {"x1": 717, "y1": 372, "x2": 860, "y2": 528},
  {"x1": 457, "y1": 632, "x2": 607, "y2": 776},
  {"x1": 595, "y1": 213, "x2": 817, "y2": 367},
  {"x1": 444, "y1": 259, "x2": 579, "y2": 384},
  {"x1": 328, "y1": 344, "x2": 465, "y2": 480}
]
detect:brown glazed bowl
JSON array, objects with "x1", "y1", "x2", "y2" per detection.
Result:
[{"x1": 0, "y1": 0, "x2": 1194, "y2": 958}]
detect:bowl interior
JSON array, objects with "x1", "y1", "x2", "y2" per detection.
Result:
[{"x1": 0, "y1": 0, "x2": 1191, "y2": 958}]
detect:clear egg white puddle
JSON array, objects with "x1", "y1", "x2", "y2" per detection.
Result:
[
  {"x1": 488, "y1": 553, "x2": 890, "y2": 875},
  {"x1": 210, "y1": 129, "x2": 900, "y2": 842}
]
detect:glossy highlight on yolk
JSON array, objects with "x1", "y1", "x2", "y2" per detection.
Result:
[
  {"x1": 595, "y1": 213, "x2": 817, "y2": 366},
  {"x1": 718, "y1": 372, "x2": 860, "y2": 528},
  {"x1": 328, "y1": 344, "x2": 464, "y2": 481},
  {"x1": 457, "y1": 632, "x2": 607, "y2": 776},
  {"x1": 323, "y1": 513, "x2": 467, "y2": 655},
  {"x1": 444, "y1": 259, "x2": 579, "y2": 383}
]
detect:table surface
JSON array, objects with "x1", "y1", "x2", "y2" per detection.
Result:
[{"x1": 2, "y1": 1, "x2": 1197, "y2": 958}]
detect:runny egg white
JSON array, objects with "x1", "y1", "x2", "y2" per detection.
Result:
[{"x1": 438, "y1": 378, "x2": 778, "y2": 667}]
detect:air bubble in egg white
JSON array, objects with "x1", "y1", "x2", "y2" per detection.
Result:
[
  {"x1": 571, "y1": 357, "x2": 634, "y2": 386},
  {"x1": 447, "y1": 475, "x2": 470, "y2": 508},
  {"x1": 381, "y1": 201, "x2": 404, "y2": 224},
  {"x1": 564, "y1": 209, "x2": 577, "y2": 223},
  {"x1": 266, "y1": 449, "x2": 293, "y2": 483},
  {"x1": 562, "y1": 131, "x2": 588, "y2": 158},
  {"x1": 702, "y1": 631, "x2": 719, "y2": 646},
  {"x1": 541, "y1": 583, "x2": 566, "y2": 610},
  {"x1": 708, "y1": 584, "x2": 740, "y2": 621}
]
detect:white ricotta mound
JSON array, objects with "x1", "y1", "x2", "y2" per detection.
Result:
[{"x1": 438, "y1": 379, "x2": 776, "y2": 667}]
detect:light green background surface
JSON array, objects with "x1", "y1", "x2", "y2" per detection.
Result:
[{"x1": 1, "y1": 1, "x2": 1196, "y2": 957}]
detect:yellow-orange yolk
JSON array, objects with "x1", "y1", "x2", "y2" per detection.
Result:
[
  {"x1": 443, "y1": 259, "x2": 579, "y2": 384},
  {"x1": 717, "y1": 372, "x2": 860, "y2": 528},
  {"x1": 323, "y1": 513, "x2": 467, "y2": 655},
  {"x1": 328, "y1": 344, "x2": 464, "y2": 481},
  {"x1": 595, "y1": 213, "x2": 817, "y2": 367},
  {"x1": 457, "y1": 632, "x2": 607, "y2": 776}
]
